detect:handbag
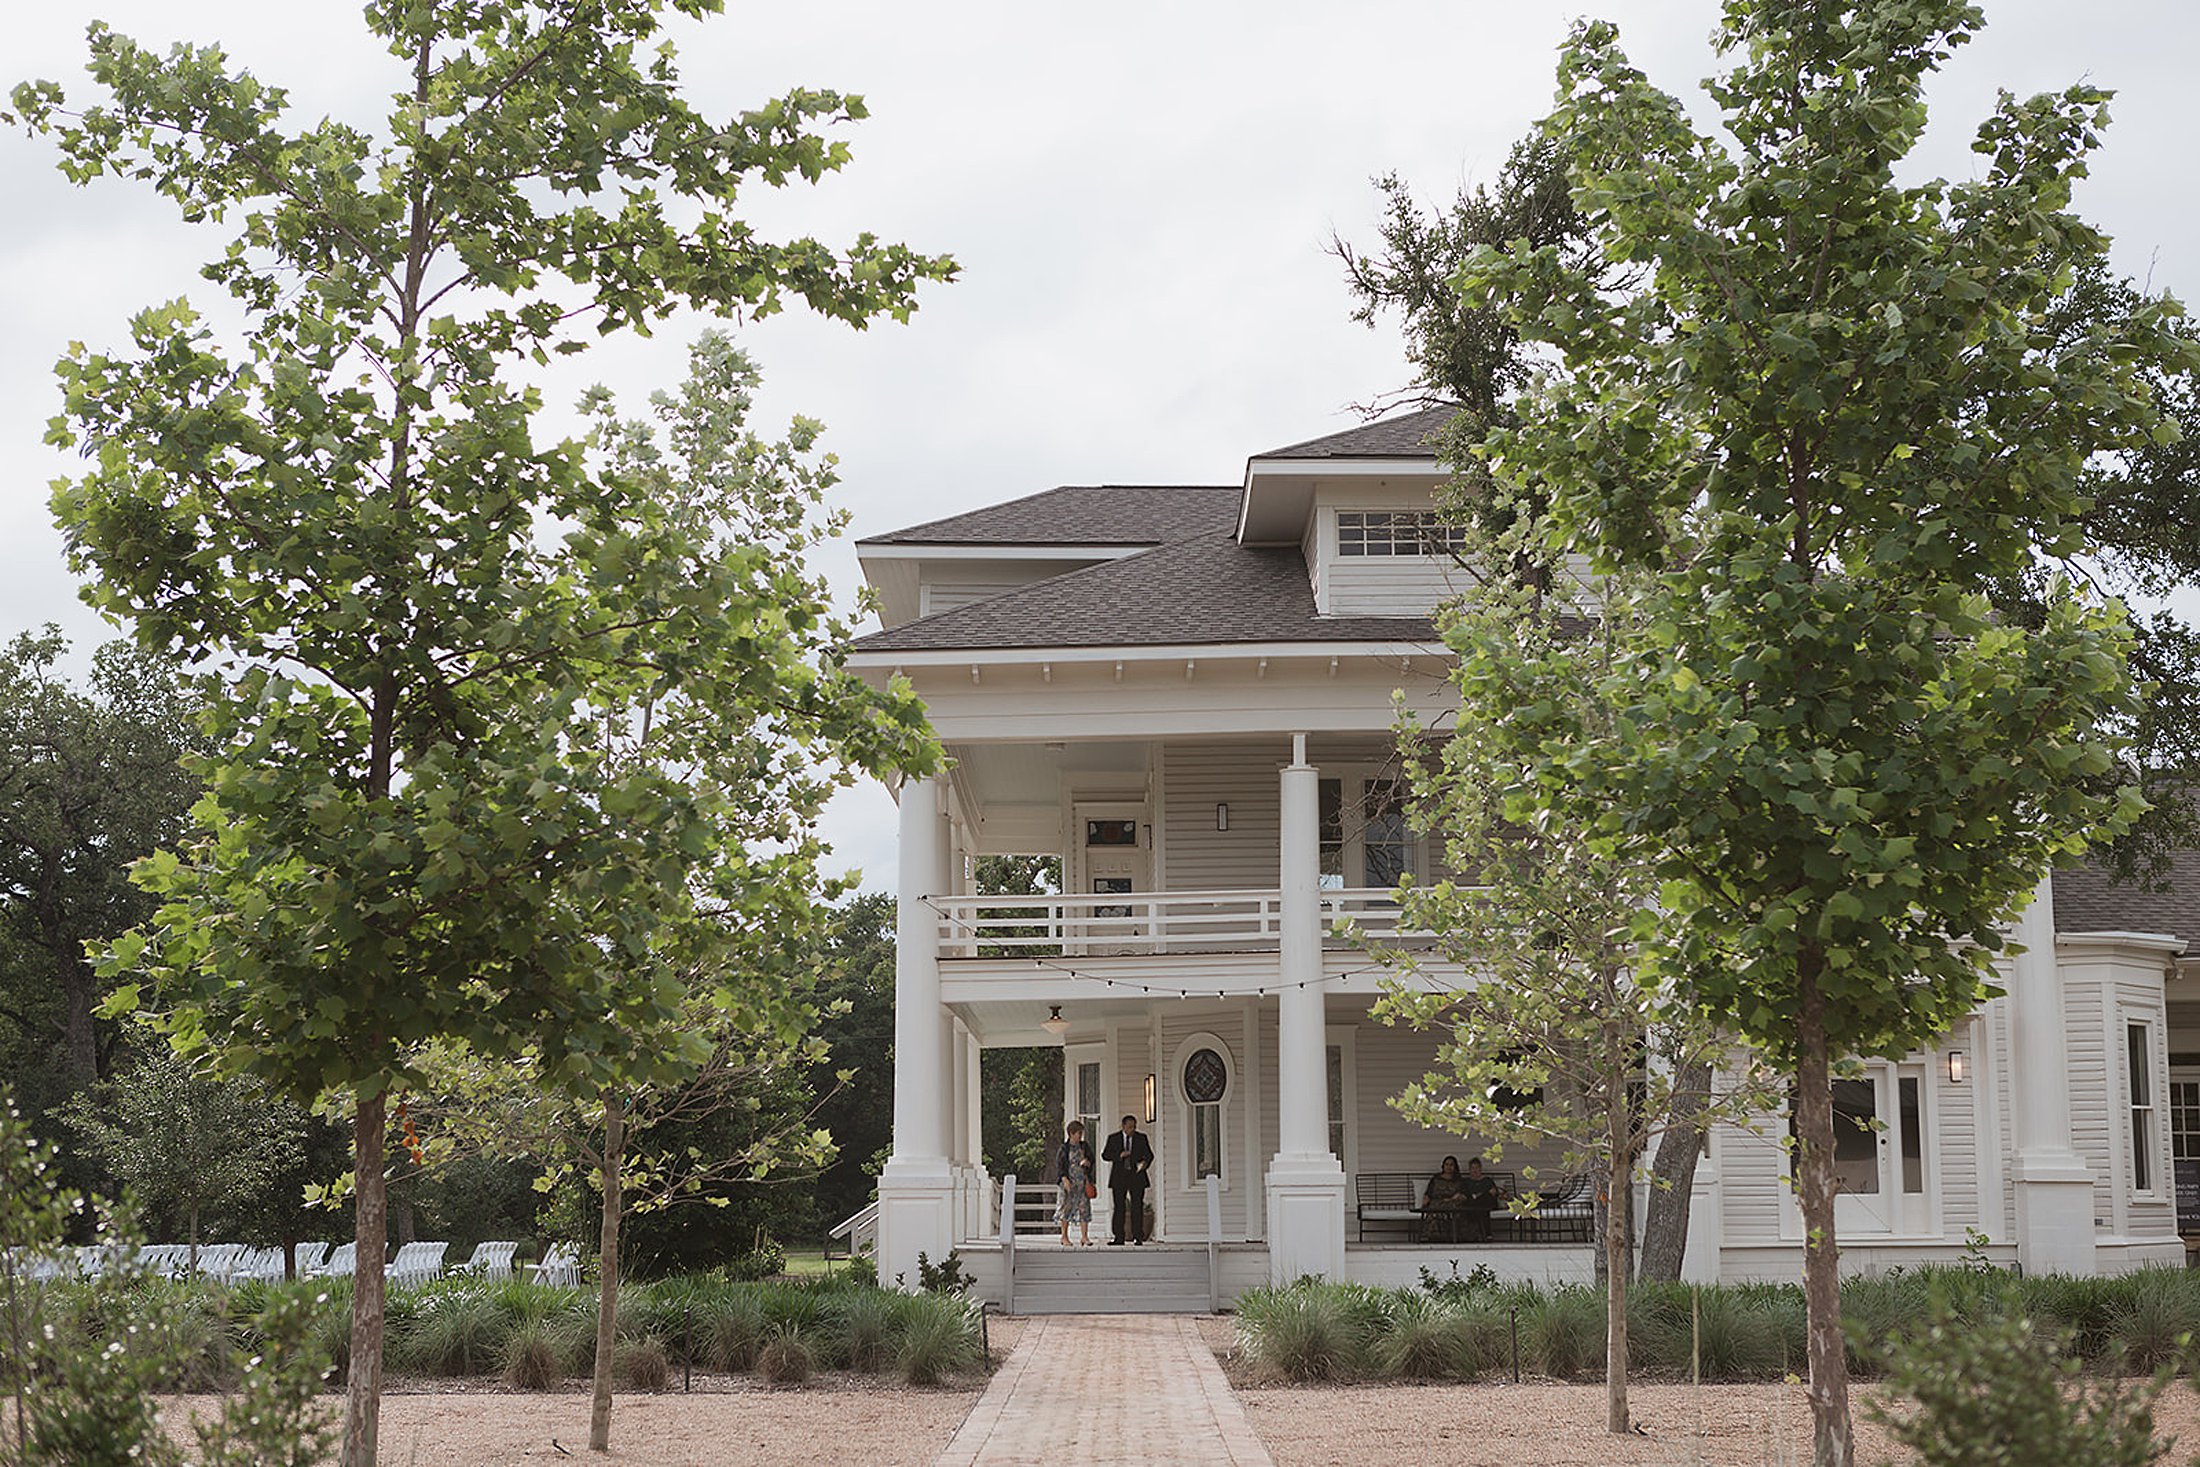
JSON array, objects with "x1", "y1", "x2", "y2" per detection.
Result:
[{"x1": 1084, "y1": 1181, "x2": 1098, "y2": 1200}]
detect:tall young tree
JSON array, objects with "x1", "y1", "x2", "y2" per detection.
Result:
[
  {"x1": 1338, "y1": 134, "x2": 1714, "y2": 1280},
  {"x1": 1378, "y1": 538, "x2": 1775, "y2": 1435},
  {"x1": 13, "y1": 8, "x2": 950, "y2": 1463},
  {"x1": 1461, "y1": 4, "x2": 2192, "y2": 1463}
]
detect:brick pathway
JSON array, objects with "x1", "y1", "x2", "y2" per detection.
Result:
[{"x1": 936, "y1": 1314, "x2": 1273, "y2": 1467}]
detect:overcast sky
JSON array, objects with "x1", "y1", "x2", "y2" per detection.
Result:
[{"x1": 5, "y1": 1, "x2": 2195, "y2": 893}]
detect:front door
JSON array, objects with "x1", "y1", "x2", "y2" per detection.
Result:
[
  {"x1": 1818, "y1": 1062, "x2": 1932, "y2": 1236},
  {"x1": 1071, "y1": 803, "x2": 1149, "y2": 953}
]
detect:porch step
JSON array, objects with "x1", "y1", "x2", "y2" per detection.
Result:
[{"x1": 1006, "y1": 1245, "x2": 1218, "y2": 1314}]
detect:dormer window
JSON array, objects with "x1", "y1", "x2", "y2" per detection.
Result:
[{"x1": 1335, "y1": 509, "x2": 1466, "y2": 558}]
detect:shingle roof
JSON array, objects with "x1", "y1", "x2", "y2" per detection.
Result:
[
  {"x1": 1252, "y1": 404, "x2": 1460, "y2": 461},
  {"x1": 857, "y1": 485, "x2": 1241, "y2": 546},
  {"x1": 2054, "y1": 857, "x2": 2200, "y2": 953},
  {"x1": 851, "y1": 532, "x2": 1439, "y2": 653}
]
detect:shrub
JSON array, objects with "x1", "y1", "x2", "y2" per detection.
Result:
[
  {"x1": 703, "y1": 1290, "x2": 768, "y2": 1372},
  {"x1": 724, "y1": 1238, "x2": 787, "y2": 1282},
  {"x1": 1234, "y1": 1283, "x2": 1369, "y2": 1382},
  {"x1": 617, "y1": 1336, "x2": 672, "y2": 1392},
  {"x1": 2110, "y1": 1272, "x2": 2200, "y2": 1375},
  {"x1": 399, "y1": 1285, "x2": 513, "y2": 1377},
  {"x1": 1525, "y1": 1285, "x2": 1605, "y2": 1380},
  {"x1": 757, "y1": 1326, "x2": 816, "y2": 1386},
  {"x1": 1374, "y1": 1295, "x2": 1475, "y2": 1381},
  {"x1": 503, "y1": 1317, "x2": 568, "y2": 1389},
  {"x1": 1870, "y1": 1305, "x2": 2171, "y2": 1467},
  {"x1": 834, "y1": 1288, "x2": 899, "y2": 1372},
  {"x1": 895, "y1": 1294, "x2": 983, "y2": 1386}
]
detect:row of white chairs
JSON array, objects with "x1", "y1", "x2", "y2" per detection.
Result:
[{"x1": 6, "y1": 1237, "x2": 535, "y2": 1287}]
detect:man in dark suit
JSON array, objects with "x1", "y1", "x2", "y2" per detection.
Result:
[{"x1": 1101, "y1": 1114, "x2": 1154, "y2": 1244}]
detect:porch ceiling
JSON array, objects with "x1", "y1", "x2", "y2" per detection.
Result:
[
  {"x1": 952, "y1": 739, "x2": 1151, "y2": 852},
  {"x1": 955, "y1": 997, "x2": 1162, "y2": 1047}
]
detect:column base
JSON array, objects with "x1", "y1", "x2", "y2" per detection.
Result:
[
  {"x1": 877, "y1": 1158, "x2": 957, "y2": 1292},
  {"x1": 2013, "y1": 1152, "x2": 2098, "y2": 1278},
  {"x1": 1266, "y1": 1154, "x2": 1347, "y2": 1285},
  {"x1": 1680, "y1": 1165, "x2": 1724, "y2": 1285}
]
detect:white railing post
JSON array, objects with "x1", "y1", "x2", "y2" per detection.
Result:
[
  {"x1": 1206, "y1": 1174, "x2": 1224, "y2": 1313},
  {"x1": 998, "y1": 1173, "x2": 1017, "y2": 1316}
]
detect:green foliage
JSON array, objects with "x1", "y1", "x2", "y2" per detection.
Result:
[
  {"x1": 891, "y1": 1293, "x2": 984, "y2": 1387},
  {"x1": 1234, "y1": 1281, "x2": 1374, "y2": 1381},
  {"x1": 0, "y1": 1092, "x2": 333, "y2": 1465},
  {"x1": 15, "y1": 7, "x2": 951, "y2": 1454},
  {"x1": 913, "y1": 1250, "x2": 976, "y2": 1297},
  {"x1": 61, "y1": 1050, "x2": 306, "y2": 1258},
  {"x1": 0, "y1": 631, "x2": 198, "y2": 1121},
  {"x1": 1870, "y1": 1305, "x2": 2175, "y2": 1467}
]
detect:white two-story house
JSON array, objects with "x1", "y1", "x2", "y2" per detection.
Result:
[{"x1": 846, "y1": 405, "x2": 2196, "y2": 1308}]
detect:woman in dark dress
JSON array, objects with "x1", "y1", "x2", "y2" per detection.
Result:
[{"x1": 1421, "y1": 1154, "x2": 1468, "y2": 1240}]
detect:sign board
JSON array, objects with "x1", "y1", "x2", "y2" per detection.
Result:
[{"x1": 2175, "y1": 1159, "x2": 2200, "y2": 1236}]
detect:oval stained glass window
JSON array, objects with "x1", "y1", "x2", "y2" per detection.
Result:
[{"x1": 1183, "y1": 1047, "x2": 1228, "y2": 1105}]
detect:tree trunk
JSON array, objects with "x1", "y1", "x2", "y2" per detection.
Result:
[
  {"x1": 60, "y1": 963, "x2": 101, "y2": 1089},
  {"x1": 590, "y1": 1092, "x2": 625, "y2": 1454},
  {"x1": 1605, "y1": 1109, "x2": 1632, "y2": 1434},
  {"x1": 1794, "y1": 960, "x2": 1853, "y2": 1467},
  {"x1": 340, "y1": 1090, "x2": 388, "y2": 1467},
  {"x1": 1639, "y1": 1060, "x2": 1712, "y2": 1282}
]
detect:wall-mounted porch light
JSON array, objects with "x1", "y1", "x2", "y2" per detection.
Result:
[
  {"x1": 1215, "y1": 802, "x2": 1229, "y2": 832},
  {"x1": 1947, "y1": 1050, "x2": 1967, "y2": 1084},
  {"x1": 1042, "y1": 1005, "x2": 1069, "y2": 1039},
  {"x1": 1144, "y1": 1073, "x2": 1158, "y2": 1123}
]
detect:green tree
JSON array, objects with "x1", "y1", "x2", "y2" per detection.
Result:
[
  {"x1": 810, "y1": 891, "x2": 896, "y2": 1228},
  {"x1": 62, "y1": 1049, "x2": 306, "y2": 1272},
  {"x1": 1459, "y1": 4, "x2": 2194, "y2": 1462},
  {"x1": 12, "y1": 7, "x2": 951, "y2": 1462},
  {"x1": 0, "y1": 631, "x2": 197, "y2": 1107},
  {"x1": 1337, "y1": 134, "x2": 1719, "y2": 1281},
  {"x1": 975, "y1": 856, "x2": 1063, "y2": 1183},
  {"x1": 1377, "y1": 542, "x2": 1777, "y2": 1435}
]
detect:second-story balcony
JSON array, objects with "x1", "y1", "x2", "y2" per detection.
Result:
[{"x1": 933, "y1": 887, "x2": 1418, "y2": 958}]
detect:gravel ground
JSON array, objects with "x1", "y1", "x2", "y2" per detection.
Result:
[{"x1": 158, "y1": 1317, "x2": 1025, "y2": 1467}]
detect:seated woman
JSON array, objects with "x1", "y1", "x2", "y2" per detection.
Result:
[{"x1": 1420, "y1": 1155, "x2": 1468, "y2": 1241}]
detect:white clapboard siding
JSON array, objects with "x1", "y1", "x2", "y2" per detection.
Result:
[
  {"x1": 1716, "y1": 1108, "x2": 1791, "y2": 1248},
  {"x1": 1340, "y1": 1016, "x2": 1571, "y2": 1182},
  {"x1": 1160, "y1": 742, "x2": 1285, "y2": 892},
  {"x1": 2066, "y1": 979, "x2": 2113, "y2": 1222},
  {"x1": 1326, "y1": 556, "x2": 1469, "y2": 618},
  {"x1": 1935, "y1": 1049, "x2": 1980, "y2": 1230}
]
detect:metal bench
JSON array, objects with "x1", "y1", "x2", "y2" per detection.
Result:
[{"x1": 1353, "y1": 1171, "x2": 1516, "y2": 1242}]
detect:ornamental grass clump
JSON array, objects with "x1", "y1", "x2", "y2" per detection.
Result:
[
  {"x1": 1234, "y1": 1283, "x2": 1369, "y2": 1382},
  {"x1": 1373, "y1": 1295, "x2": 1476, "y2": 1381},
  {"x1": 893, "y1": 1294, "x2": 984, "y2": 1386},
  {"x1": 616, "y1": 1336, "x2": 671, "y2": 1393},
  {"x1": 703, "y1": 1290, "x2": 767, "y2": 1372},
  {"x1": 756, "y1": 1325, "x2": 816, "y2": 1386},
  {"x1": 833, "y1": 1287, "x2": 899, "y2": 1373},
  {"x1": 1525, "y1": 1285, "x2": 1606, "y2": 1380},
  {"x1": 503, "y1": 1318, "x2": 567, "y2": 1390},
  {"x1": 398, "y1": 1286, "x2": 513, "y2": 1378}
]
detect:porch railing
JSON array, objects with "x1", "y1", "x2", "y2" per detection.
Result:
[{"x1": 933, "y1": 887, "x2": 1419, "y2": 957}]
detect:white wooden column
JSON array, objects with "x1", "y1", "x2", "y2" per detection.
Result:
[
  {"x1": 878, "y1": 774, "x2": 957, "y2": 1288},
  {"x1": 2008, "y1": 871, "x2": 2096, "y2": 1276},
  {"x1": 1266, "y1": 733, "x2": 1348, "y2": 1282}
]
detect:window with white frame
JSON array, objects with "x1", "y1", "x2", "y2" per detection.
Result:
[
  {"x1": 1184, "y1": 1045, "x2": 1229, "y2": 1182},
  {"x1": 1317, "y1": 774, "x2": 1421, "y2": 890},
  {"x1": 2130, "y1": 1022, "x2": 2158, "y2": 1194},
  {"x1": 1327, "y1": 1044, "x2": 1346, "y2": 1161},
  {"x1": 2170, "y1": 1074, "x2": 2200, "y2": 1165},
  {"x1": 1335, "y1": 510, "x2": 1467, "y2": 557}
]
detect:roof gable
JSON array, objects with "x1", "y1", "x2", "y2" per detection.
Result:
[{"x1": 1251, "y1": 404, "x2": 1459, "y2": 461}]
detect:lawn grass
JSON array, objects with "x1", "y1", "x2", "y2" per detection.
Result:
[{"x1": 778, "y1": 1248, "x2": 849, "y2": 1278}]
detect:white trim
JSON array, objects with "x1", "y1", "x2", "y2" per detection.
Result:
[
  {"x1": 2123, "y1": 1011, "x2": 2167, "y2": 1205},
  {"x1": 849, "y1": 640, "x2": 1447, "y2": 671},
  {"x1": 1244, "y1": 456, "x2": 1448, "y2": 481},
  {"x1": 858, "y1": 543, "x2": 1152, "y2": 562},
  {"x1": 1326, "y1": 1025, "x2": 1359, "y2": 1180}
]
